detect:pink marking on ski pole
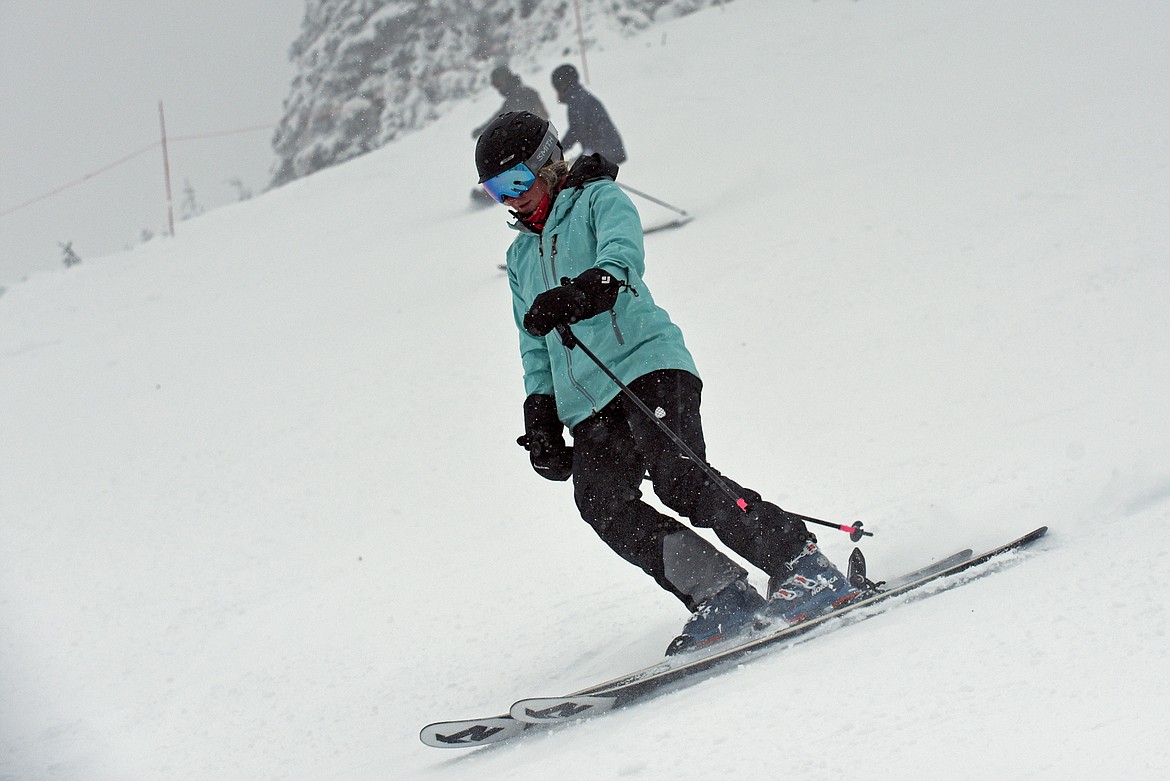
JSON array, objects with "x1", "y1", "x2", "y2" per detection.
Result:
[
  {"x1": 840, "y1": 524, "x2": 857, "y2": 534},
  {"x1": 736, "y1": 498, "x2": 749, "y2": 512}
]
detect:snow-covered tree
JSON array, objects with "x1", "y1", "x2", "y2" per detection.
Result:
[{"x1": 270, "y1": 0, "x2": 730, "y2": 186}]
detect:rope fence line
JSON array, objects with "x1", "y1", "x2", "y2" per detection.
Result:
[
  {"x1": 3, "y1": 36, "x2": 595, "y2": 224},
  {"x1": 169, "y1": 123, "x2": 278, "y2": 143},
  {"x1": 3, "y1": 4, "x2": 616, "y2": 226},
  {"x1": 1, "y1": 56, "x2": 504, "y2": 223},
  {"x1": 0, "y1": 122, "x2": 276, "y2": 220}
]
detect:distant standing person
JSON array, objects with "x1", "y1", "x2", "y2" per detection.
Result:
[
  {"x1": 472, "y1": 66, "x2": 549, "y2": 139},
  {"x1": 551, "y1": 64, "x2": 627, "y2": 164}
]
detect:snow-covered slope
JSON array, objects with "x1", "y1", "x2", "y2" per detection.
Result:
[{"x1": 2, "y1": 1, "x2": 1168, "y2": 779}]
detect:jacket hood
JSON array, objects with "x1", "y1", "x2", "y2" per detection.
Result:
[{"x1": 565, "y1": 153, "x2": 619, "y2": 190}]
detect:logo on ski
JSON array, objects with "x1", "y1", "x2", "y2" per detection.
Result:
[
  {"x1": 434, "y1": 724, "x2": 508, "y2": 744},
  {"x1": 524, "y1": 701, "x2": 595, "y2": 720}
]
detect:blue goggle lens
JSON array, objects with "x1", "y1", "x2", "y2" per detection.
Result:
[{"x1": 482, "y1": 162, "x2": 536, "y2": 203}]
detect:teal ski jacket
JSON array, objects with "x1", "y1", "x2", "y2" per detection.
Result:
[{"x1": 504, "y1": 165, "x2": 698, "y2": 430}]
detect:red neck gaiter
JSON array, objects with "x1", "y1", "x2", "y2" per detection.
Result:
[{"x1": 515, "y1": 191, "x2": 552, "y2": 233}]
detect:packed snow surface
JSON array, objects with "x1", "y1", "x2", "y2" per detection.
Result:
[{"x1": 2, "y1": 1, "x2": 1168, "y2": 778}]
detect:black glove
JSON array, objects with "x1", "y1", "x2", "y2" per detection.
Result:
[
  {"x1": 517, "y1": 393, "x2": 573, "y2": 481},
  {"x1": 523, "y1": 268, "x2": 623, "y2": 337}
]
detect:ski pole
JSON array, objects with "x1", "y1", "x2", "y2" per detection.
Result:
[
  {"x1": 555, "y1": 325, "x2": 872, "y2": 541},
  {"x1": 617, "y1": 183, "x2": 690, "y2": 218}
]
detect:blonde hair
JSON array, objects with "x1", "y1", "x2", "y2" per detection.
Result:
[{"x1": 538, "y1": 160, "x2": 570, "y2": 190}]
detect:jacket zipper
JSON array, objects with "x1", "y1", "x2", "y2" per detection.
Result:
[
  {"x1": 543, "y1": 231, "x2": 598, "y2": 414},
  {"x1": 609, "y1": 311, "x2": 624, "y2": 345},
  {"x1": 610, "y1": 282, "x2": 640, "y2": 346}
]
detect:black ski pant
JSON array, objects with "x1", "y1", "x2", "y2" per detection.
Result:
[{"x1": 569, "y1": 369, "x2": 811, "y2": 612}]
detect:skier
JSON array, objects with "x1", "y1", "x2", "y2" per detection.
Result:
[
  {"x1": 474, "y1": 111, "x2": 859, "y2": 655},
  {"x1": 472, "y1": 66, "x2": 549, "y2": 139},
  {"x1": 550, "y1": 64, "x2": 627, "y2": 164}
]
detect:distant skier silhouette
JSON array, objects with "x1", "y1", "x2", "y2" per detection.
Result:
[{"x1": 551, "y1": 64, "x2": 626, "y2": 164}]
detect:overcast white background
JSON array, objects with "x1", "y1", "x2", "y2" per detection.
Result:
[
  {"x1": 3, "y1": 1, "x2": 1168, "y2": 777},
  {"x1": 0, "y1": 1, "x2": 302, "y2": 286}
]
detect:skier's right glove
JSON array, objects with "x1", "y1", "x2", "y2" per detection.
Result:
[
  {"x1": 517, "y1": 393, "x2": 573, "y2": 481},
  {"x1": 522, "y1": 268, "x2": 623, "y2": 337}
]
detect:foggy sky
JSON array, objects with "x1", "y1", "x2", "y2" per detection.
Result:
[{"x1": 0, "y1": 1, "x2": 302, "y2": 286}]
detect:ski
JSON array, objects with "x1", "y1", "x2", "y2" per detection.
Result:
[
  {"x1": 417, "y1": 547, "x2": 961, "y2": 749},
  {"x1": 511, "y1": 527, "x2": 1045, "y2": 725},
  {"x1": 642, "y1": 215, "x2": 694, "y2": 235},
  {"x1": 419, "y1": 716, "x2": 528, "y2": 748},
  {"x1": 418, "y1": 550, "x2": 977, "y2": 749},
  {"x1": 882, "y1": 546, "x2": 974, "y2": 586},
  {"x1": 419, "y1": 529, "x2": 1042, "y2": 748},
  {"x1": 509, "y1": 545, "x2": 982, "y2": 727}
]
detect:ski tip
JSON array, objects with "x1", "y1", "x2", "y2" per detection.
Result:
[{"x1": 419, "y1": 716, "x2": 527, "y2": 748}]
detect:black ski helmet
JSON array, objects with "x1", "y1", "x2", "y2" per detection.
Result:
[{"x1": 475, "y1": 111, "x2": 562, "y2": 184}]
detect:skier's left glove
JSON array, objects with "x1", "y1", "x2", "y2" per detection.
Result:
[
  {"x1": 517, "y1": 393, "x2": 573, "y2": 481},
  {"x1": 523, "y1": 268, "x2": 623, "y2": 337}
]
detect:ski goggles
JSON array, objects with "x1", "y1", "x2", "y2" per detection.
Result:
[
  {"x1": 481, "y1": 162, "x2": 538, "y2": 203},
  {"x1": 479, "y1": 121, "x2": 561, "y2": 203}
]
